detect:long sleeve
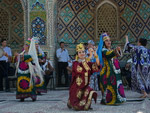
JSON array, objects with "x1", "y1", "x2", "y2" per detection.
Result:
[
  {"x1": 8, "y1": 47, "x2": 12, "y2": 56},
  {"x1": 56, "y1": 49, "x2": 62, "y2": 59},
  {"x1": 66, "y1": 50, "x2": 70, "y2": 61},
  {"x1": 56, "y1": 48, "x2": 69, "y2": 62},
  {"x1": 102, "y1": 49, "x2": 116, "y2": 59},
  {"x1": 124, "y1": 42, "x2": 137, "y2": 53}
]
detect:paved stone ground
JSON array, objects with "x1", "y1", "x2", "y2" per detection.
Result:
[{"x1": 0, "y1": 89, "x2": 150, "y2": 113}]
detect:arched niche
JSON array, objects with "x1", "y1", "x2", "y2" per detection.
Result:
[{"x1": 96, "y1": 0, "x2": 120, "y2": 41}]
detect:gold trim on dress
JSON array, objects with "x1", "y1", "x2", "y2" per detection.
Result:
[
  {"x1": 77, "y1": 90, "x2": 82, "y2": 99},
  {"x1": 106, "y1": 85, "x2": 116, "y2": 105},
  {"x1": 106, "y1": 50, "x2": 113, "y2": 55},
  {"x1": 106, "y1": 60, "x2": 110, "y2": 78},
  {"x1": 84, "y1": 72, "x2": 88, "y2": 85},
  {"x1": 82, "y1": 61, "x2": 91, "y2": 72},
  {"x1": 79, "y1": 99, "x2": 86, "y2": 106},
  {"x1": 25, "y1": 58, "x2": 32, "y2": 62},
  {"x1": 77, "y1": 65, "x2": 83, "y2": 72},
  {"x1": 100, "y1": 59, "x2": 106, "y2": 75},
  {"x1": 84, "y1": 91, "x2": 95, "y2": 110},
  {"x1": 76, "y1": 76, "x2": 83, "y2": 86}
]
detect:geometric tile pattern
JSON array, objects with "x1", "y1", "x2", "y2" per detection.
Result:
[
  {"x1": 31, "y1": 17, "x2": 46, "y2": 45},
  {"x1": 68, "y1": 18, "x2": 84, "y2": 39},
  {"x1": 30, "y1": 0, "x2": 45, "y2": 11},
  {"x1": 0, "y1": 0, "x2": 24, "y2": 50},
  {"x1": 130, "y1": 15, "x2": 144, "y2": 37},
  {"x1": 70, "y1": 0, "x2": 87, "y2": 14},
  {"x1": 78, "y1": 8, "x2": 92, "y2": 26},
  {"x1": 31, "y1": 1, "x2": 45, "y2": 11},
  {"x1": 0, "y1": 8, "x2": 9, "y2": 39},
  {"x1": 60, "y1": 4, "x2": 75, "y2": 24},
  {"x1": 30, "y1": 0, "x2": 47, "y2": 45},
  {"x1": 59, "y1": 30, "x2": 74, "y2": 43},
  {"x1": 57, "y1": 0, "x2": 150, "y2": 51},
  {"x1": 138, "y1": 1, "x2": 150, "y2": 22},
  {"x1": 57, "y1": 0, "x2": 94, "y2": 44},
  {"x1": 126, "y1": 0, "x2": 141, "y2": 11},
  {"x1": 122, "y1": 6, "x2": 135, "y2": 25}
]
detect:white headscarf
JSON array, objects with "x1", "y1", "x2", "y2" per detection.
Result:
[{"x1": 28, "y1": 37, "x2": 44, "y2": 86}]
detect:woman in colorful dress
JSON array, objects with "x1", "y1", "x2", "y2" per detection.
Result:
[
  {"x1": 15, "y1": 38, "x2": 44, "y2": 102},
  {"x1": 124, "y1": 35, "x2": 150, "y2": 98},
  {"x1": 86, "y1": 40, "x2": 99, "y2": 91},
  {"x1": 97, "y1": 33, "x2": 126, "y2": 105},
  {"x1": 67, "y1": 43, "x2": 100, "y2": 111}
]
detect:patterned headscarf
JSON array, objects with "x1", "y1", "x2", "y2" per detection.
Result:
[
  {"x1": 25, "y1": 38, "x2": 31, "y2": 46},
  {"x1": 97, "y1": 33, "x2": 110, "y2": 67}
]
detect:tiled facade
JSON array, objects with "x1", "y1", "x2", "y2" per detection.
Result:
[{"x1": 1, "y1": 0, "x2": 150, "y2": 56}]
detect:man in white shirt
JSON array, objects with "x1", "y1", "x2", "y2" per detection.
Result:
[
  {"x1": 56, "y1": 42, "x2": 70, "y2": 87},
  {"x1": 0, "y1": 39, "x2": 12, "y2": 92}
]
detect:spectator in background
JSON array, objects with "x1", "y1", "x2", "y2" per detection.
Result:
[
  {"x1": 121, "y1": 62, "x2": 131, "y2": 88},
  {"x1": 0, "y1": 39, "x2": 12, "y2": 92},
  {"x1": 42, "y1": 53, "x2": 54, "y2": 88},
  {"x1": 56, "y1": 42, "x2": 70, "y2": 87}
]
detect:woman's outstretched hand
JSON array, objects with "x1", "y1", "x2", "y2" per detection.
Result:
[{"x1": 125, "y1": 35, "x2": 129, "y2": 43}]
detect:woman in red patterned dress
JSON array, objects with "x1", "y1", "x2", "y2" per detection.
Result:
[{"x1": 67, "y1": 43, "x2": 101, "y2": 110}]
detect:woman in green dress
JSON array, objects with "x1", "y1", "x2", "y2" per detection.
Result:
[
  {"x1": 97, "y1": 33, "x2": 126, "y2": 105},
  {"x1": 15, "y1": 38, "x2": 44, "y2": 101}
]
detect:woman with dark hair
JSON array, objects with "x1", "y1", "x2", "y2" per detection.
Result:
[
  {"x1": 67, "y1": 43, "x2": 100, "y2": 111},
  {"x1": 97, "y1": 33, "x2": 126, "y2": 105},
  {"x1": 124, "y1": 35, "x2": 150, "y2": 98}
]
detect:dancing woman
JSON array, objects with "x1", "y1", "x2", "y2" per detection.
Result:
[
  {"x1": 124, "y1": 35, "x2": 150, "y2": 98},
  {"x1": 15, "y1": 38, "x2": 44, "y2": 102},
  {"x1": 97, "y1": 33, "x2": 126, "y2": 105},
  {"x1": 67, "y1": 43, "x2": 100, "y2": 110}
]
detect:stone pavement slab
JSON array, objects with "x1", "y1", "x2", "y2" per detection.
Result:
[{"x1": 0, "y1": 90, "x2": 149, "y2": 113}]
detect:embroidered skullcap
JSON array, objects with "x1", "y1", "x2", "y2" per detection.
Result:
[
  {"x1": 25, "y1": 38, "x2": 31, "y2": 46},
  {"x1": 76, "y1": 43, "x2": 85, "y2": 52},
  {"x1": 102, "y1": 33, "x2": 110, "y2": 41}
]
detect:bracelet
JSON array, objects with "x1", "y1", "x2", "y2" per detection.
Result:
[
  {"x1": 86, "y1": 58, "x2": 90, "y2": 62},
  {"x1": 95, "y1": 55, "x2": 98, "y2": 58}
]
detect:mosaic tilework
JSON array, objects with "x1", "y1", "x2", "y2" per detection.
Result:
[
  {"x1": 126, "y1": 0, "x2": 141, "y2": 11},
  {"x1": 57, "y1": 0, "x2": 150, "y2": 55},
  {"x1": 31, "y1": 17, "x2": 46, "y2": 45},
  {"x1": 57, "y1": 0, "x2": 94, "y2": 44},
  {"x1": 0, "y1": 0, "x2": 24, "y2": 49},
  {"x1": 138, "y1": 1, "x2": 150, "y2": 22},
  {"x1": 122, "y1": 6, "x2": 135, "y2": 24},
  {"x1": 30, "y1": 0, "x2": 45, "y2": 11},
  {"x1": 60, "y1": 4, "x2": 75, "y2": 24},
  {"x1": 114, "y1": 0, "x2": 150, "y2": 43},
  {"x1": 78, "y1": 8, "x2": 92, "y2": 26},
  {"x1": 30, "y1": 0, "x2": 47, "y2": 45},
  {"x1": 0, "y1": 8, "x2": 9, "y2": 39}
]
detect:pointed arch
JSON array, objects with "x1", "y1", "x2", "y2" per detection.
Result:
[{"x1": 95, "y1": 0, "x2": 120, "y2": 40}]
